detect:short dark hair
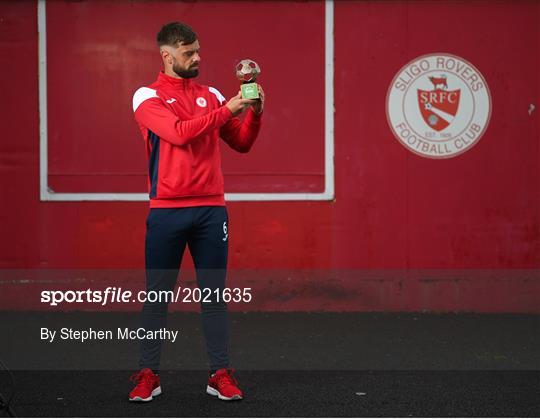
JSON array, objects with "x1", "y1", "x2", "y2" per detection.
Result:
[{"x1": 157, "y1": 22, "x2": 197, "y2": 47}]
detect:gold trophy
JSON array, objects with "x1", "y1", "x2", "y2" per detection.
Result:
[{"x1": 236, "y1": 59, "x2": 261, "y2": 99}]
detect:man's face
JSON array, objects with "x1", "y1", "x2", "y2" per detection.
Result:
[{"x1": 164, "y1": 40, "x2": 201, "y2": 79}]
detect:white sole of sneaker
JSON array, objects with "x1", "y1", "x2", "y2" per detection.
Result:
[
  {"x1": 129, "y1": 386, "x2": 162, "y2": 402},
  {"x1": 206, "y1": 385, "x2": 242, "y2": 401}
]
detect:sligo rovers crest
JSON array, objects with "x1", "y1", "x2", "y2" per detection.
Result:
[{"x1": 386, "y1": 53, "x2": 491, "y2": 159}]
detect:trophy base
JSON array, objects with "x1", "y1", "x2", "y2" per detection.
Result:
[{"x1": 241, "y1": 83, "x2": 260, "y2": 99}]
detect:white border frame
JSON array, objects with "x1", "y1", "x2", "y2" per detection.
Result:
[{"x1": 38, "y1": 0, "x2": 334, "y2": 202}]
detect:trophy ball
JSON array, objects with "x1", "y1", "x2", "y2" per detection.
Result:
[{"x1": 235, "y1": 59, "x2": 261, "y2": 83}]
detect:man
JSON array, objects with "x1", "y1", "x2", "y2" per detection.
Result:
[{"x1": 129, "y1": 21, "x2": 264, "y2": 402}]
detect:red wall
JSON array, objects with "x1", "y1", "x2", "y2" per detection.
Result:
[{"x1": 0, "y1": 1, "x2": 538, "y2": 312}]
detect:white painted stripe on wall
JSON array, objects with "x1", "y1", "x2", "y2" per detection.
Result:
[
  {"x1": 38, "y1": 0, "x2": 335, "y2": 202},
  {"x1": 38, "y1": 0, "x2": 48, "y2": 201}
]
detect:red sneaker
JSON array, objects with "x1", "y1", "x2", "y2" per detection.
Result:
[
  {"x1": 206, "y1": 368, "x2": 243, "y2": 401},
  {"x1": 128, "y1": 368, "x2": 161, "y2": 402}
]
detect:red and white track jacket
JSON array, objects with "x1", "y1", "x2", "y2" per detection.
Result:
[{"x1": 132, "y1": 71, "x2": 262, "y2": 208}]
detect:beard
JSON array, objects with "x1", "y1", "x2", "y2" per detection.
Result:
[{"x1": 173, "y1": 61, "x2": 199, "y2": 79}]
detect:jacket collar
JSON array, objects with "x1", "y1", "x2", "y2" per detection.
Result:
[{"x1": 158, "y1": 71, "x2": 193, "y2": 90}]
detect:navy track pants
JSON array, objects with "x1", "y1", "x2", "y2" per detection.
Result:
[{"x1": 139, "y1": 206, "x2": 230, "y2": 371}]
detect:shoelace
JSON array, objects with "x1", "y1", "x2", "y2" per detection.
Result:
[
  {"x1": 130, "y1": 371, "x2": 154, "y2": 389},
  {"x1": 216, "y1": 369, "x2": 238, "y2": 388}
]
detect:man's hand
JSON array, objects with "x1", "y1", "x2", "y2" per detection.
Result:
[
  {"x1": 225, "y1": 92, "x2": 256, "y2": 116},
  {"x1": 251, "y1": 85, "x2": 265, "y2": 115}
]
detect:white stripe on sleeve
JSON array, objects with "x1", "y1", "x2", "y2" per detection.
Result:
[
  {"x1": 209, "y1": 87, "x2": 226, "y2": 105},
  {"x1": 133, "y1": 87, "x2": 158, "y2": 112}
]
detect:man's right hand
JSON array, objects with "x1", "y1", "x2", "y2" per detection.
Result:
[{"x1": 225, "y1": 92, "x2": 256, "y2": 116}]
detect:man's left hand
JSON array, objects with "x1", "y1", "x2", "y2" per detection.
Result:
[{"x1": 251, "y1": 85, "x2": 265, "y2": 115}]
